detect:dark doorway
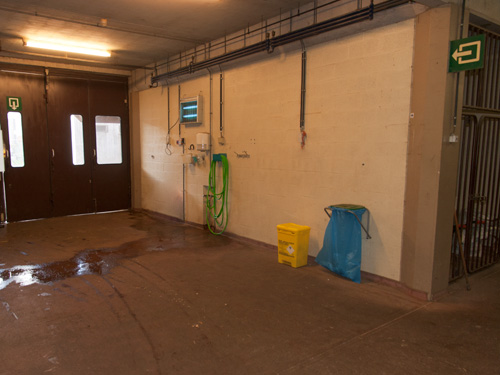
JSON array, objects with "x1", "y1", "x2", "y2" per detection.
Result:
[{"x1": 0, "y1": 65, "x2": 130, "y2": 222}]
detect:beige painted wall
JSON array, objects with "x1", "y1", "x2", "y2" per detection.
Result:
[
  {"x1": 139, "y1": 78, "x2": 213, "y2": 221},
  {"x1": 137, "y1": 19, "x2": 415, "y2": 282}
]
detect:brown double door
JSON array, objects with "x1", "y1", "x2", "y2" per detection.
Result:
[{"x1": 0, "y1": 67, "x2": 130, "y2": 222}]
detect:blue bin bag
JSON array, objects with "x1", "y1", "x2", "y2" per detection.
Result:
[{"x1": 315, "y1": 206, "x2": 366, "y2": 283}]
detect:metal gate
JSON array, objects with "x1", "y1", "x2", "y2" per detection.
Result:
[{"x1": 450, "y1": 25, "x2": 500, "y2": 280}]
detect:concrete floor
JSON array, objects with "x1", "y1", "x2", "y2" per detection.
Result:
[{"x1": 0, "y1": 211, "x2": 498, "y2": 375}]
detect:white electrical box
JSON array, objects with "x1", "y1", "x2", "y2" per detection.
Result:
[
  {"x1": 0, "y1": 131, "x2": 4, "y2": 172},
  {"x1": 180, "y1": 96, "x2": 203, "y2": 125}
]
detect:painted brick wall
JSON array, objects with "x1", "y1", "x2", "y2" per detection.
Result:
[
  {"x1": 139, "y1": 78, "x2": 212, "y2": 222},
  {"x1": 138, "y1": 19, "x2": 415, "y2": 281},
  {"x1": 139, "y1": 87, "x2": 183, "y2": 217}
]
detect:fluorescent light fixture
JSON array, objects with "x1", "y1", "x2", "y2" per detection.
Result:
[{"x1": 24, "y1": 40, "x2": 111, "y2": 57}]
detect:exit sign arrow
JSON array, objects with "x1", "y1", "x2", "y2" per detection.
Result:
[
  {"x1": 452, "y1": 46, "x2": 472, "y2": 62},
  {"x1": 6, "y1": 96, "x2": 22, "y2": 112},
  {"x1": 449, "y1": 34, "x2": 485, "y2": 72}
]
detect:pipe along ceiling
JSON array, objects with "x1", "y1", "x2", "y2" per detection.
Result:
[{"x1": 151, "y1": 0, "x2": 410, "y2": 85}]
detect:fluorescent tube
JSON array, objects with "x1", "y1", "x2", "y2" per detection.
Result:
[{"x1": 25, "y1": 40, "x2": 111, "y2": 57}]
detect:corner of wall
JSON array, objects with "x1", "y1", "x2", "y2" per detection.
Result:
[{"x1": 401, "y1": 4, "x2": 461, "y2": 296}]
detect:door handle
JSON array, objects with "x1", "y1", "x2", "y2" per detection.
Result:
[{"x1": 52, "y1": 149, "x2": 55, "y2": 158}]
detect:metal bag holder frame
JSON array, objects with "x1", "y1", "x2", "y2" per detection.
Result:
[{"x1": 324, "y1": 204, "x2": 371, "y2": 239}]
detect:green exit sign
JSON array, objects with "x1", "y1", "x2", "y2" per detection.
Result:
[
  {"x1": 449, "y1": 34, "x2": 485, "y2": 72},
  {"x1": 6, "y1": 96, "x2": 22, "y2": 111}
]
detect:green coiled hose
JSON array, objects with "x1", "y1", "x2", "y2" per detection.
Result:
[{"x1": 206, "y1": 154, "x2": 229, "y2": 235}]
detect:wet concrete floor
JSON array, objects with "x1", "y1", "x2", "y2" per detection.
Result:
[{"x1": 0, "y1": 211, "x2": 499, "y2": 374}]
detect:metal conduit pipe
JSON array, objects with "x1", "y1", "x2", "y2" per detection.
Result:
[
  {"x1": 162, "y1": 41, "x2": 269, "y2": 79},
  {"x1": 219, "y1": 70, "x2": 224, "y2": 136},
  {"x1": 178, "y1": 85, "x2": 182, "y2": 138},
  {"x1": 207, "y1": 67, "x2": 213, "y2": 163},
  {"x1": 179, "y1": 84, "x2": 185, "y2": 222},
  {"x1": 152, "y1": 8, "x2": 365, "y2": 83},
  {"x1": 152, "y1": 0, "x2": 346, "y2": 70},
  {"x1": 189, "y1": 46, "x2": 266, "y2": 74},
  {"x1": 373, "y1": 0, "x2": 412, "y2": 12},
  {"x1": 167, "y1": 85, "x2": 171, "y2": 135},
  {"x1": 268, "y1": 9, "x2": 371, "y2": 51},
  {"x1": 300, "y1": 41, "x2": 307, "y2": 132},
  {"x1": 156, "y1": 49, "x2": 263, "y2": 80},
  {"x1": 152, "y1": 0, "x2": 409, "y2": 84}
]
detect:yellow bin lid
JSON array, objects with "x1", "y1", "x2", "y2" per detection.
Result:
[{"x1": 277, "y1": 223, "x2": 310, "y2": 233}]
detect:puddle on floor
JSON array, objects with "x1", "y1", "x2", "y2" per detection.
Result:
[
  {"x1": 0, "y1": 238, "x2": 149, "y2": 291},
  {"x1": 0, "y1": 214, "x2": 236, "y2": 291},
  {"x1": 1, "y1": 249, "x2": 115, "y2": 290}
]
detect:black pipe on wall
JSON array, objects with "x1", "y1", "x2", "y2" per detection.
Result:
[
  {"x1": 219, "y1": 72, "x2": 223, "y2": 135},
  {"x1": 151, "y1": 0, "x2": 409, "y2": 85},
  {"x1": 300, "y1": 43, "x2": 307, "y2": 131}
]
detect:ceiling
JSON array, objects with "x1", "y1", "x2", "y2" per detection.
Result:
[{"x1": 0, "y1": 0, "x2": 305, "y2": 71}]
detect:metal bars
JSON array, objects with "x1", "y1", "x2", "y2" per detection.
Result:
[
  {"x1": 451, "y1": 114, "x2": 500, "y2": 280},
  {"x1": 451, "y1": 25, "x2": 500, "y2": 281},
  {"x1": 463, "y1": 26, "x2": 500, "y2": 111}
]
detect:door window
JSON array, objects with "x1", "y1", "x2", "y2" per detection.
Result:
[
  {"x1": 7, "y1": 112, "x2": 25, "y2": 167},
  {"x1": 95, "y1": 116, "x2": 122, "y2": 165},
  {"x1": 70, "y1": 115, "x2": 85, "y2": 165}
]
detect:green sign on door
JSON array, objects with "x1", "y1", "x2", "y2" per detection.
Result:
[
  {"x1": 7, "y1": 96, "x2": 22, "y2": 112},
  {"x1": 449, "y1": 34, "x2": 485, "y2": 73}
]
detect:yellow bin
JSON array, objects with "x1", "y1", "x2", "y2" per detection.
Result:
[{"x1": 277, "y1": 223, "x2": 310, "y2": 268}]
